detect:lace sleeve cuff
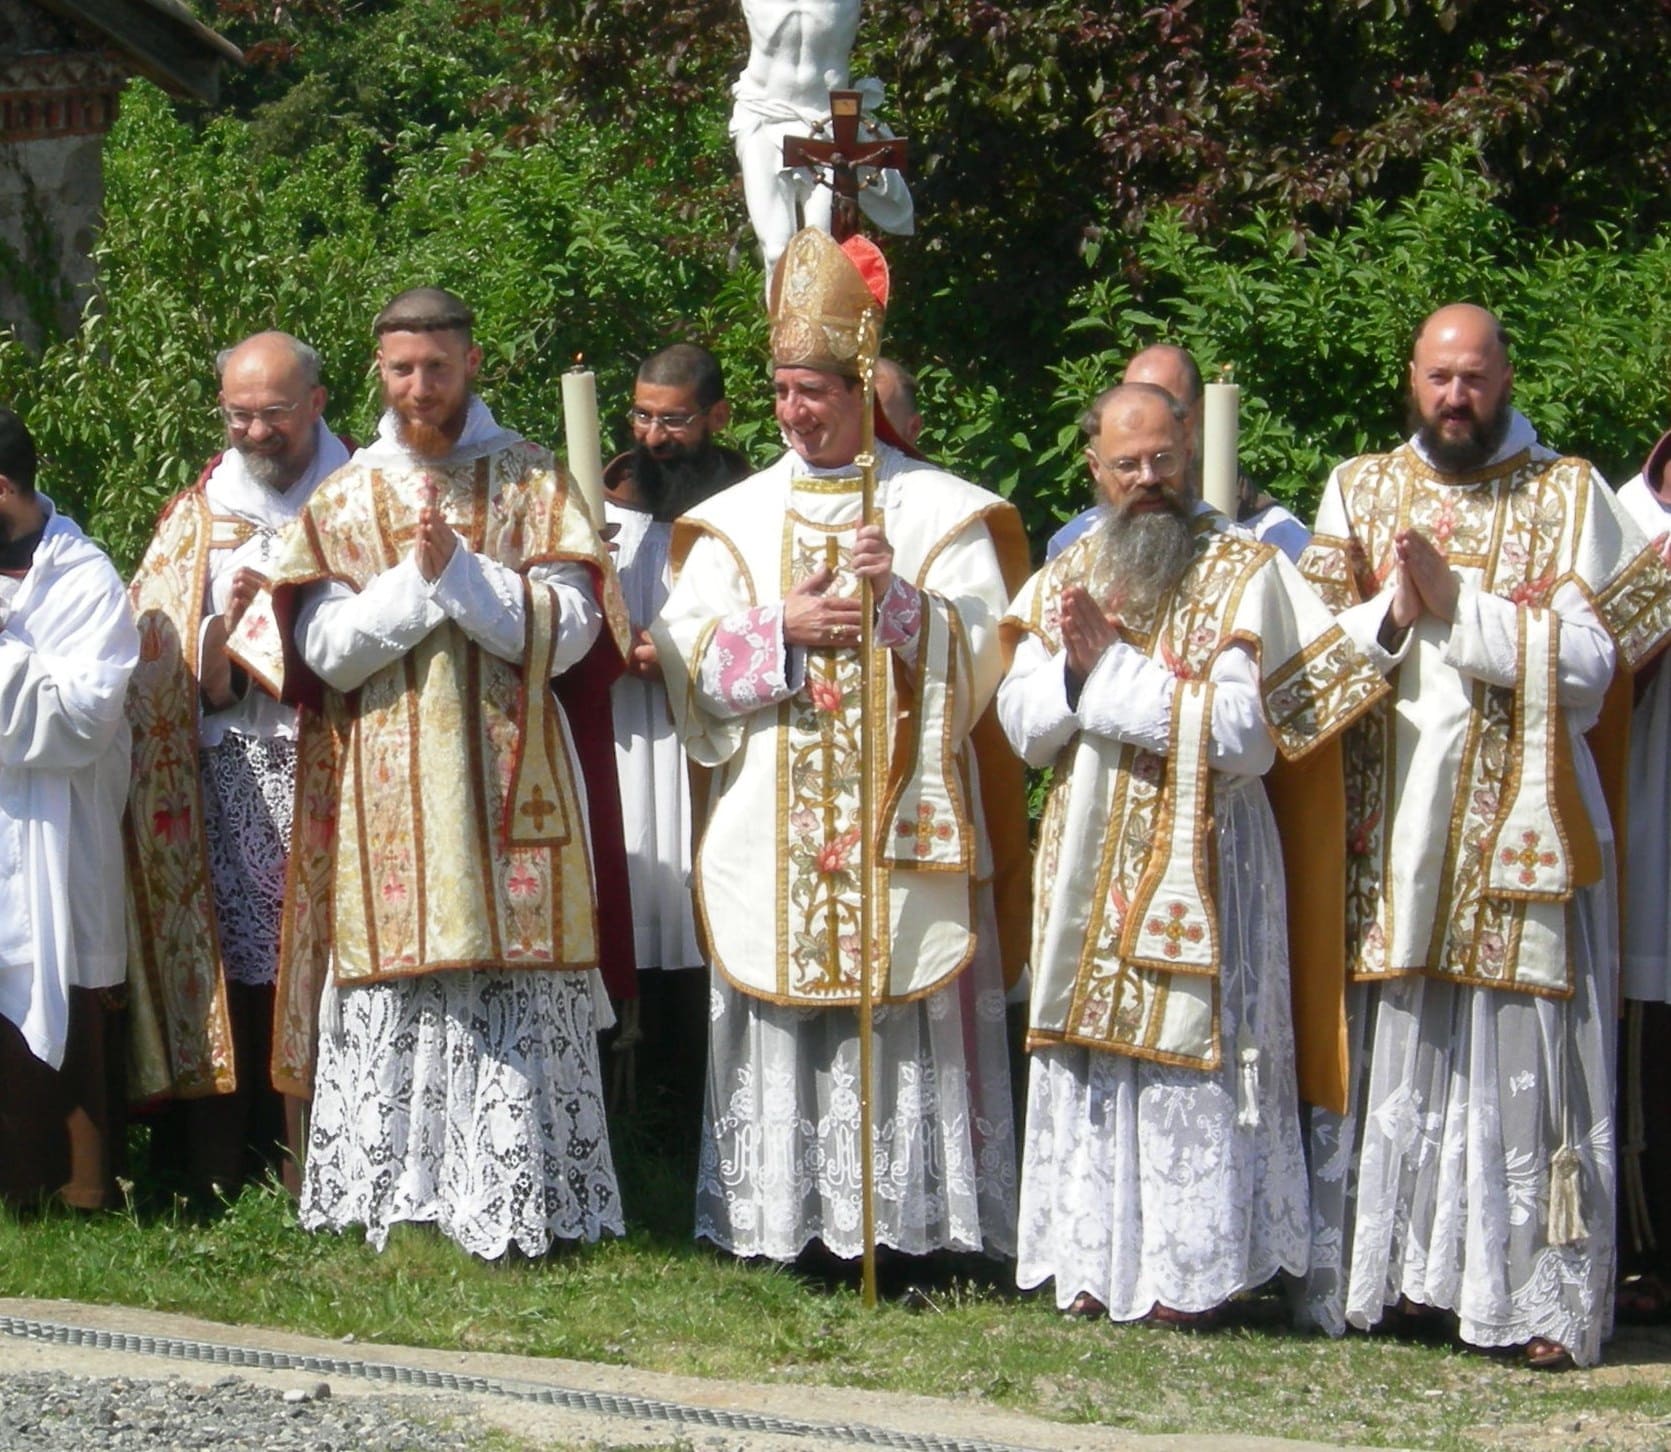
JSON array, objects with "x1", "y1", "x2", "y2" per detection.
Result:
[{"x1": 697, "y1": 602, "x2": 796, "y2": 715}]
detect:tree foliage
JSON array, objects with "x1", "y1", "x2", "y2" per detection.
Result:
[{"x1": 6, "y1": 4, "x2": 1671, "y2": 569}]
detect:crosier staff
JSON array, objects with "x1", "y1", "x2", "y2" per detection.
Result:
[{"x1": 851, "y1": 300, "x2": 882, "y2": 1310}]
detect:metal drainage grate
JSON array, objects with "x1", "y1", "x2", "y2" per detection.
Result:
[{"x1": 0, "y1": 1314, "x2": 1028, "y2": 1452}]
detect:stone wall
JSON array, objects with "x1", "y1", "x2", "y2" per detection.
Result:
[{"x1": 1, "y1": 0, "x2": 128, "y2": 348}]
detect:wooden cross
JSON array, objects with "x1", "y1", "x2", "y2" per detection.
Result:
[{"x1": 782, "y1": 89, "x2": 908, "y2": 242}]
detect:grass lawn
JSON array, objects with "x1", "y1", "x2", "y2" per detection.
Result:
[{"x1": 0, "y1": 1116, "x2": 1665, "y2": 1451}]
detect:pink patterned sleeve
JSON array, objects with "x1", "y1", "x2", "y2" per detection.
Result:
[
  {"x1": 874, "y1": 576, "x2": 924, "y2": 658},
  {"x1": 697, "y1": 603, "x2": 796, "y2": 715}
]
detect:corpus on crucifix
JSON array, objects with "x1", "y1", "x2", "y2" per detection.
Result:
[{"x1": 731, "y1": 0, "x2": 913, "y2": 277}]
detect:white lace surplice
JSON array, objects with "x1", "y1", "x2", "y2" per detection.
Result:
[
  {"x1": 300, "y1": 967, "x2": 622, "y2": 1256},
  {"x1": 1304, "y1": 868, "x2": 1616, "y2": 1364},
  {"x1": 198, "y1": 733, "x2": 294, "y2": 987},
  {"x1": 696, "y1": 894, "x2": 1017, "y2": 1261},
  {"x1": 1016, "y1": 780, "x2": 1308, "y2": 1318},
  {"x1": 605, "y1": 502, "x2": 703, "y2": 971}
]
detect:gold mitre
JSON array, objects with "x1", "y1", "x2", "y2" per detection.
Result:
[{"x1": 769, "y1": 226, "x2": 889, "y2": 378}]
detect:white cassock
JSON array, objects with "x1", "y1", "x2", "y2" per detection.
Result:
[
  {"x1": 604, "y1": 501, "x2": 703, "y2": 972},
  {"x1": 1297, "y1": 411, "x2": 1671, "y2": 1365},
  {"x1": 278, "y1": 402, "x2": 622, "y2": 1259},
  {"x1": 0, "y1": 499, "x2": 137, "y2": 1069}
]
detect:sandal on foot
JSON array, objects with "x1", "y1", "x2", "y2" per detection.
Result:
[
  {"x1": 1063, "y1": 1291, "x2": 1107, "y2": 1319},
  {"x1": 1524, "y1": 1337, "x2": 1574, "y2": 1372}
]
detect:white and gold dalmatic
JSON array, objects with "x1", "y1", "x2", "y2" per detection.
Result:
[
  {"x1": 1304, "y1": 449, "x2": 1666, "y2": 996},
  {"x1": 233, "y1": 419, "x2": 629, "y2": 1073},
  {"x1": 1297, "y1": 413, "x2": 1671, "y2": 1366},
  {"x1": 1009, "y1": 514, "x2": 1384, "y2": 1071},
  {"x1": 652, "y1": 226, "x2": 1031, "y2": 1261},
  {"x1": 229, "y1": 401, "x2": 631, "y2": 1259},
  {"x1": 1001, "y1": 508, "x2": 1384, "y2": 1320}
]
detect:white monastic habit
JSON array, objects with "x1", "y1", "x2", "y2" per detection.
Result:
[
  {"x1": 1000, "y1": 505, "x2": 1384, "y2": 1319},
  {"x1": 654, "y1": 443, "x2": 1027, "y2": 1261},
  {"x1": 0, "y1": 498, "x2": 137, "y2": 1070},
  {"x1": 240, "y1": 399, "x2": 626, "y2": 1258},
  {"x1": 1616, "y1": 464, "x2": 1671, "y2": 1003},
  {"x1": 1242, "y1": 499, "x2": 1310, "y2": 562},
  {"x1": 1298, "y1": 409, "x2": 1671, "y2": 1365},
  {"x1": 604, "y1": 499, "x2": 704, "y2": 973}
]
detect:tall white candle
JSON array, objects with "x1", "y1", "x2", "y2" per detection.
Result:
[
  {"x1": 561, "y1": 364, "x2": 607, "y2": 530},
  {"x1": 1201, "y1": 369, "x2": 1240, "y2": 519}
]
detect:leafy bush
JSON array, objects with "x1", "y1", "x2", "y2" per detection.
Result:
[
  {"x1": 1032, "y1": 157, "x2": 1671, "y2": 534},
  {"x1": 0, "y1": 82, "x2": 762, "y2": 570}
]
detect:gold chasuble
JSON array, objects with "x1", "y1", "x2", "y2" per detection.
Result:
[
  {"x1": 654, "y1": 448, "x2": 1030, "y2": 1008},
  {"x1": 1300, "y1": 444, "x2": 1671, "y2": 999},
  {"x1": 1004, "y1": 514, "x2": 1386, "y2": 1081},
  {"x1": 228, "y1": 442, "x2": 629, "y2": 1096},
  {"x1": 124, "y1": 486, "x2": 241, "y2": 1101}
]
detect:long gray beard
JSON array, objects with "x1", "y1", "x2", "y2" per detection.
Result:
[{"x1": 1089, "y1": 503, "x2": 1196, "y2": 629}]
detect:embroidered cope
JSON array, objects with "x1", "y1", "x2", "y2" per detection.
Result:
[
  {"x1": 652, "y1": 444, "x2": 1029, "y2": 1261},
  {"x1": 654, "y1": 449, "x2": 1019, "y2": 1008}
]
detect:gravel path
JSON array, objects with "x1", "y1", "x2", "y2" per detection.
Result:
[{"x1": 0, "y1": 1370, "x2": 492, "y2": 1451}]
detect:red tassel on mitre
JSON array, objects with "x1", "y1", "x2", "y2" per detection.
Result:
[
  {"x1": 840, "y1": 234, "x2": 890, "y2": 312},
  {"x1": 838, "y1": 235, "x2": 926, "y2": 461}
]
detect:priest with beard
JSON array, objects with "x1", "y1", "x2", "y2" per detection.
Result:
[
  {"x1": 999, "y1": 382, "x2": 1384, "y2": 1325},
  {"x1": 600, "y1": 346, "x2": 750, "y2": 1129},
  {"x1": 1297, "y1": 303, "x2": 1671, "y2": 1368},
  {"x1": 227, "y1": 288, "x2": 631, "y2": 1258}
]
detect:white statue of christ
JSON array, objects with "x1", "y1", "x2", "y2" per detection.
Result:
[{"x1": 731, "y1": 0, "x2": 913, "y2": 279}]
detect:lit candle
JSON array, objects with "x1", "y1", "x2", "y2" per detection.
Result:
[
  {"x1": 1201, "y1": 365, "x2": 1240, "y2": 519},
  {"x1": 561, "y1": 361, "x2": 606, "y2": 530}
]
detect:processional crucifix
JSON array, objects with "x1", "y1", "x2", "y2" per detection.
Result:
[
  {"x1": 782, "y1": 90, "x2": 909, "y2": 1311},
  {"x1": 781, "y1": 89, "x2": 909, "y2": 244}
]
